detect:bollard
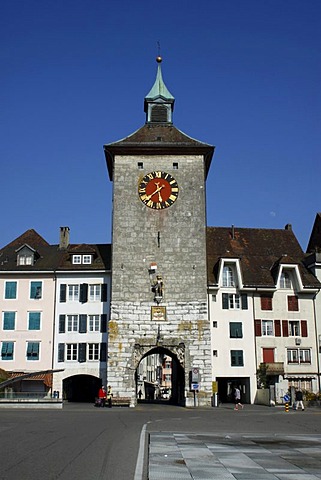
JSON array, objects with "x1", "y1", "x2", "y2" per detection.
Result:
[{"x1": 285, "y1": 402, "x2": 289, "y2": 412}]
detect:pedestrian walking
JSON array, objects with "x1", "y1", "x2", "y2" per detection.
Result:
[
  {"x1": 295, "y1": 389, "x2": 304, "y2": 411},
  {"x1": 107, "y1": 385, "x2": 113, "y2": 408},
  {"x1": 234, "y1": 386, "x2": 243, "y2": 410}
]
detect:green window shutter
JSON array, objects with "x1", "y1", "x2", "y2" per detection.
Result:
[
  {"x1": 100, "y1": 342, "x2": 107, "y2": 362},
  {"x1": 29, "y1": 312, "x2": 40, "y2": 330},
  {"x1": 100, "y1": 314, "x2": 107, "y2": 333},
  {"x1": 30, "y1": 282, "x2": 42, "y2": 299},
  {"x1": 101, "y1": 283, "x2": 108, "y2": 302},
  {"x1": 79, "y1": 315, "x2": 87, "y2": 333},
  {"x1": 80, "y1": 284, "x2": 88, "y2": 303},
  {"x1": 58, "y1": 343, "x2": 65, "y2": 362},
  {"x1": 60, "y1": 284, "x2": 66, "y2": 303},
  {"x1": 5, "y1": 282, "x2": 17, "y2": 299},
  {"x1": 59, "y1": 315, "x2": 66, "y2": 333},
  {"x1": 78, "y1": 343, "x2": 87, "y2": 363},
  {"x1": 241, "y1": 294, "x2": 248, "y2": 310},
  {"x1": 3, "y1": 312, "x2": 15, "y2": 330},
  {"x1": 222, "y1": 293, "x2": 229, "y2": 309}
]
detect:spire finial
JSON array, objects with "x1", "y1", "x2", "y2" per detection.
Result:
[{"x1": 156, "y1": 41, "x2": 162, "y2": 63}]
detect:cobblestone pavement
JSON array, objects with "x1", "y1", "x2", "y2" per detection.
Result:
[{"x1": 149, "y1": 432, "x2": 321, "y2": 479}]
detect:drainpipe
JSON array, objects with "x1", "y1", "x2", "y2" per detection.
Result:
[{"x1": 312, "y1": 291, "x2": 321, "y2": 393}]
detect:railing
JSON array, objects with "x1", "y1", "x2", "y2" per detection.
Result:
[
  {"x1": 0, "y1": 391, "x2": 61, "y2": 401},
  {"x1": 265, "y1": 362, "x2": 284, "y2": 374}
]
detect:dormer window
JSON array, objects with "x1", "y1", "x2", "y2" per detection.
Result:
[
  {"x1": 72, "y1": 254, "x2": 92, "y2": 265},
  {"x1": 223, "y1": 266, "x2": 235, "y2": 287},
  {"x1": 280, "y1": 271, "x2": 292, "y2": 289},
  {"x1": 16, "y1": 245, "x2": 36, "y2": 266}
]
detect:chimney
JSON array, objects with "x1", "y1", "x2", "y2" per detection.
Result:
[
  {"x1": 285, "y1": 224, "x2": 292, "y2": 231},
  {"x1": 231, "y1": 224, "x2": 235, "y2": 240},
  {"x1": 59, "y1": 227, "x2": 70, "y2": 250}
]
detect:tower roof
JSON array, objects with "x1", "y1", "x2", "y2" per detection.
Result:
[
  {"x1": 104, "y1": 57, "x2": 215, "y2": 180},
  {"x1": 145, "y1": 57, "x2": 175, "y2": 102}
]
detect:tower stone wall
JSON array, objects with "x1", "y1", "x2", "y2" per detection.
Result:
[{"x1": 108, "y1": 154, "x2": 212, "y2": 406}]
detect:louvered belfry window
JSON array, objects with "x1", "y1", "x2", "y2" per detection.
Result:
[{"x1": 151, "y1": 105, "x2": 167, "y2": 122}]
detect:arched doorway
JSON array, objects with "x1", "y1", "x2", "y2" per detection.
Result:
[
  {"x1": 63, "y1": 374, "x2": 101, "y2": 402},
  {"x1": 135, "y1": 346, "x2": 185, "y2": 406}
]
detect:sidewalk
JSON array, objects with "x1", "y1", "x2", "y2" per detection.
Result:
[{"x1": 149, "y1": 431, "x2": 321, "y2": 479}]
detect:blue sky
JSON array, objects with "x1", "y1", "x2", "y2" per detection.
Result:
[{"x1": 1, "y1": 0, "x2": 320, "y2": 251}]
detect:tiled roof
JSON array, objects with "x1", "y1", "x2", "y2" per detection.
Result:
[
  {"x1": 104, "y1": 123, "x2": 214, "y2": 180},
  {"x1": 0, "y1": 231, "x2": 111, "y2": 272},
  {"x1": 206, "y1": 226, "x2": 320, "y2": 289}
]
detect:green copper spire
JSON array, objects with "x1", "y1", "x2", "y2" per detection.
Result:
[{"x1": 144, "y1": 57, "x2": 175, "y2": 124}]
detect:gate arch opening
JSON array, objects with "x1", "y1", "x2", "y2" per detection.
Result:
[
  {"x1": 63, "y1": 374, "x2": 101, "y2": 402},
  {"x1": 135, "y1": 346, "x2": 185, "y2": 406}
]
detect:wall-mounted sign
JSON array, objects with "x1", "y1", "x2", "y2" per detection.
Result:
[{"x1": 151, "y1": 306, "x2": 166, "y2": 321}]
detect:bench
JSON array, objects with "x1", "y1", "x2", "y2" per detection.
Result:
[{"x1": 111, "y1": 397, "x2": 131, "y2": 407}]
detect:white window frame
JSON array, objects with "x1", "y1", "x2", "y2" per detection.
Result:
[
  {"x1": 88, "y1": 343, "x2": 99, "y2": 360},
  {"x1": 287, "y1": 348, "x2": 311, "y2": 364},
  {"x1": 280, "y1": 271, "x2": 292, "y2": 289},
  {"x1": 72, "y1": 255, "x2": 81, "y2": 264},
  {"x1": 67, "y1": 315, "x2": 78, "y2": 332},
  {"x1": 68, "y1": 285, "x2": 79, "y2": 301},
  {"x1": 83, "y1": 255, "x2": 92, "y2": 264},
  {"x1": 262, "y1": 320, "x2": 274, "y2": 336},
  {"x1": 88, "y1": 314, "x2": 100, "y2": 332},
  {"x1": 89, "y1": 285, "x2": 101, "y2": 302},
  {"x1": 223, "y1": 266, "x2": 235, "y2": 287},
  {"x1": 66, "y1": 343, "x2": 78, "y2": 361},
  {"x1": 228, "y1": 294, "x2": 240, "y2": 309},
  {"x1": 289, "y1": 320, "x2": 300, "y2": 337}
]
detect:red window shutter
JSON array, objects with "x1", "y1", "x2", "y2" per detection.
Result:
[
  {"x1": 288, "y1": 295, "x2": 299, "y2": 311},
  {"x1": 274, "y1": 320, "x2": 281, "y2": 337},
  {"x1": 301, "y1": 320, "x2": 308, "y2": 337},
  {"x1": 255, "y1": 319, "x2": 262, "y2": 336},
  {"x1": 261, "y1": 295, "x2": 272, "y2": 310},
  {"x1": 282, "y1": 320, "x2": 289, "y2": 337}
]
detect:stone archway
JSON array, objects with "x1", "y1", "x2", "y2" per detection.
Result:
[{"x1": 134, "y1": 343, "x2": 185, "y2": 406}]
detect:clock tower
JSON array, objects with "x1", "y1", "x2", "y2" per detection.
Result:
[{"x1": 104, "y1": 57, "x2": 214, "y2": 407}]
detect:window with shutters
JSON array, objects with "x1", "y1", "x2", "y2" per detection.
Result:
[
  {"x1": 1, "y1": 342, "x2": 14, "y2": 360},
  {"x1": 5, "y1": 281, "x2": 17, "y2": 299},
  {"x1": 66, "y1": 343, "x2": 78, "y2": 361},
  {"x1": 3, "y1": 312, "x2": 15, "y2": 330},
  {"x1": 260, "y1": 295, "x2": 273, "y2": 310},
  {"x1": 88, "y1": 343, "x2": 99, "y2": 360},
  {"x1": 68, "y1": 285, "x2": 79, "y2": 301},
  {"x1": 89, "y1": 315, "x2": 100, "y2": 332},
  {"x1": 262, "y1": 320, "x2": 273, "y2": 336},
  {"x1": 89, "y1": 285, "x2": 101, "y2": 302},
  {"x1": 229, "y1": 322, "x2": 243, "y2": 338},
  {"x1": 26, "y1": 342, "x2": 40, "y2": 360},
  {"x1": 67, "y1": 315, "x2": 78, "y2": 332},
  {"x1": 287, "y1": 295, "x2": 299, "y2": 311},
  {"x1": 223, "y1": 293, "x2": 248, "y2": 310},
  {"x1": 28, "y1": 312, "x2": 41, "y2": 330},
  {"x1": 289, "y1": 321, "x2": 300, "y2": 336},
  {"x1": 230, "y1": 350, "x2": 244, "y2": 367}
]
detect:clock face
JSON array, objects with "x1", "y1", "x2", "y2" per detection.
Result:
[{"x1": 138, "y1": 171, "x2": 179, "y2": 209}]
